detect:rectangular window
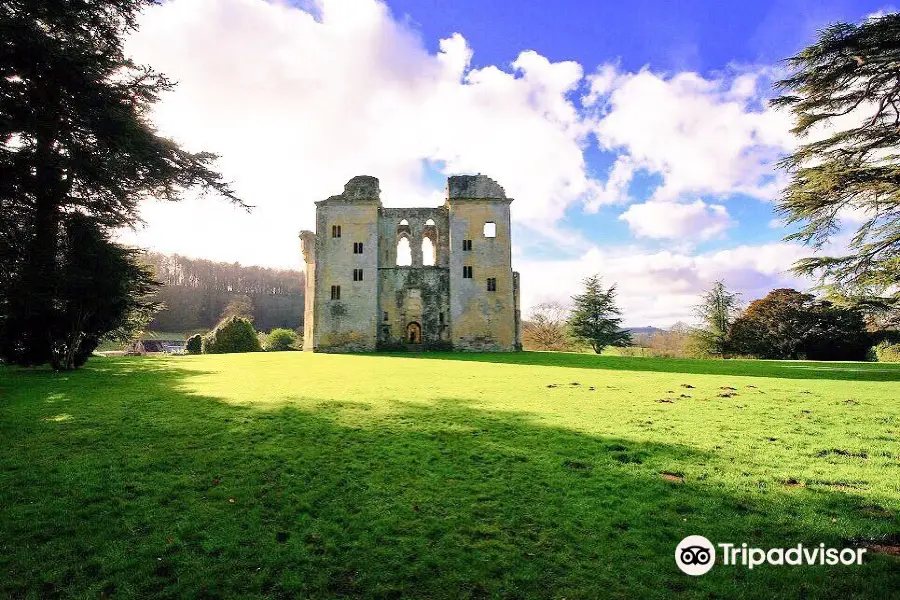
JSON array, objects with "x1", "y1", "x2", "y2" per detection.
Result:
[
  {"x1": 353, "y1": 268, "x2": 363, "y2": 281},
  {"x1": 383, "y1": 311, "x2": 389, "y2": 322},
  {"x1": 463, "y1": 266, "x2": 473, "y2": 279},
  {"x1": 353, "y1": 242, "x2": 364, "y2": 254},
  {"x1": 330, "y1": 285, "x2": 341, "y2": 300},
  {"x1": 439, "y1": 312, "x2": 444, "y2": 324},
  {"x1": 463, "y1": 239, "x2": 472, "y2": 251},
  {"x1": 487, "y1": 277, "x2": 497, "y2": 292},
  {"x1": 332, "y1": 225, "x2": 342, "y2": 238},
  {"x1": 483, "y1": 222, "x2": 496, "y2": 238}
]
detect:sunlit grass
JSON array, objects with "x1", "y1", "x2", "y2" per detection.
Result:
[{"x1": 1, "y1": 352, "x2": 898, "y2": 598}]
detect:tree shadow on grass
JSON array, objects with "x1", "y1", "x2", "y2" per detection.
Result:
[
  {"x1": 373, "y1": 351, "x2": 900, "y2": 382},
  {"x1": 0, "y1": 359, "x2": 897, "y2": 599}
]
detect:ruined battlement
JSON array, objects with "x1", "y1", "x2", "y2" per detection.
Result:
[{"x1": 447, "y1": 174, "x2": 507, "y2": 200}]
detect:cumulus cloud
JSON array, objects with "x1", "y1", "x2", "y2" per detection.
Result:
[
  {"x1": 584, "y1": 65, "x2": 794, "y2": 208},
  {"x1": 519, "y1": 242, "x2": 811, "y2": 326},
  {"x1": 123, "y1": 0, "x2": 597, "y2": 267},
  {"x1": 618, "y1": 199, "x2": 733, "y2": 240},
  {"x1": 114, "y1": 0, "x2": 833, "y2": 324}
]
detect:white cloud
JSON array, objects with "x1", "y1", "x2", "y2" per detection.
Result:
[
  {"x1": 585, "y1": 65, "x2": 794, "y2": 205},
  {"x1": 123, "y1": 0, "x2": 598, "y2": 267},
  {"x1": 114, "y1": 0, "x2": 840, "y2": 327},
  {"x1": 520, "y1": 242, "x2": 812, "y2": 327},
  {"x1": 618, "y1": 199, "x2": 733, "y2": 240}
]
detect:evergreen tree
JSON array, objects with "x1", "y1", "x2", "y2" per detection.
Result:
[
  {"x1": 0, "y1": 1, "x2": 244, "y2": 369},
  {"x1": 771, "y1": 13, "x2": 900, "y2": 317},
  {"x1": 568, "y1": 275, "x2": 632, "y2": 353},
  {"x1": 1, "y1": 214, "x2": 160, "y2": 370},
  {"x1": 693, "y1": 280, "x2": 741, "y2": 357}
]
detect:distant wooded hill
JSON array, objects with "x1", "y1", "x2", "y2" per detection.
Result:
[{"x1": 142, "y1": 253, "x2": 305, "y2": 333}]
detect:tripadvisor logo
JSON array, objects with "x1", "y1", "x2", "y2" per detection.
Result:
[
  {"x1": 676, "y1": 536, "x2": 716, "y2": 575},
  {"x1": 675, "y1": 536, "x2": 867, "y2": 576}
]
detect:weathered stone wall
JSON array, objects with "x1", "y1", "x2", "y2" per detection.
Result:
[
  {"x1": 513, "y1": 270, "x2": 522, "y2": 351},
  {"x1": 300, "y1": 230, "x2": 316, "y2": 351},
  {"x1": 379, "y1": 207, "x2": 449, "y2": 268},
  {"x1": 377, "y1": 267, "x2": 450, "y2": 349},
  {"x1": 447, "y1": 177, "x2": 517, "y2": 351},
  {"x1": 302, "y1": 174, "x2": 520, "y2": 353},
  {"x1": 309, "y1": 177, "x2": 381, "y2": 352}
]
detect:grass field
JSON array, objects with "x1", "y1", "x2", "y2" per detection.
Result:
[{"x1": 1, "y1": 352, "x2": 898, "y2": 599}]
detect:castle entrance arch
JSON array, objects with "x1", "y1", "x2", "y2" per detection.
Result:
[{"x1": 406, "y1": 322, "x2": 422, "y2": 345}]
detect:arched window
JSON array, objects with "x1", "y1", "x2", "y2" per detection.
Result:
[
  {"x1": 422, "y1": 236, "x2": 435, "y2": 266},
  {"x1": 400, "y1": 219, "x2": 409, "y2": 225},
  {"x1": 423, "y1": 218, "x2": 438, "y2": 266},
  {"x1": 397, "y1": 236, "x2": 412, "y2": 266}
]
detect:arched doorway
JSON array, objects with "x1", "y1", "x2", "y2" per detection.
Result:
[{"x1": 406, "y1": 322, "x2": 422, "y2": 344}]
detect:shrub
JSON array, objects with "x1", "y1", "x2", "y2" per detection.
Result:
[
  {"x1": 873, "y1": 341, "x2": 900, "y2": 362},
  {"x1": 185, "y1": 334, "x2": 202, "y2": 355},
  {"x1": 202, "y1": 317, "x2": 261, "y2": 354},
  {"x1": 266, "y1": 328, "x2": 298, "y2": 351}
]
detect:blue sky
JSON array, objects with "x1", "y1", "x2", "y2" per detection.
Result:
[
  {"x1": 388, "y1": 0, "x2": 884, "y2": 256},
  {"x1": 389, "y1": 0, "x2": 881, "y2": 71},
  {"x1": 123, "y1": 0, "x2": 889, "y2": 325}
]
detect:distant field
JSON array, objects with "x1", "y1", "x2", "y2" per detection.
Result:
[{"x1": 1, "y1": 352, "x2": 898, "y2": 598}]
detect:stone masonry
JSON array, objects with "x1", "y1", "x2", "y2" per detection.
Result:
[{"x1": 300, "y1": 174, "x2": 522, "y2": 352}]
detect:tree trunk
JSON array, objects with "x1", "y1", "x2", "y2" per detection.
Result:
[{"x1": 25, "y1": 123, "x2": 64, "y2": 367}]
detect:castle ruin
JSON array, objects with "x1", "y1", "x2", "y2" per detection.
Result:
[{"x1": 300, "y1": 174, "x2": 522, "y2": 352}]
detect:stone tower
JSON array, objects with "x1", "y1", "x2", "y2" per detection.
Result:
[{"x1": 300, "y1": 174, "x2": 521, "y2": 352}]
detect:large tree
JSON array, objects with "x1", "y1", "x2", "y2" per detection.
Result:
[
  {"x1": 693, "y1": 280, "x2": 741, "y2": 356},
  {"x1": 568, "y1": 275, "x2": 632, "y2": 354},
  {"x1": 729, "y1": 288, "x2": 871, "y2": 360},
  {"x1": 0, "y1": 1, "x2": 244, "y2": 368},
  {"x1": 771, "y1": 13, "x2": 900, "y2": 319}
]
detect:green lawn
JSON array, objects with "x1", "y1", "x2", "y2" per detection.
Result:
[{"x1": 1, "y1": 352, "x2": 898, "y2": 599}]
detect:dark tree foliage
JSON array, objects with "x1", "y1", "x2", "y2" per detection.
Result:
[
  {"x1": 568, "y1": 275, "x2": 632, "y2": 354},
  {"x1": 202, "y1": 317, "x2": 261, "y2": 354},
  {"x1": 772, "y1": 14, "x2": 900, "y2": 318},
  {"x1": 729, "y1": 289, "x2": 871, "y2": 360},
  {"x1": 1, "y1": 214, "x2": 159, "y2": 370},
  {"x1": 0, "y1": 1, "x2": 244, "y2": 368},
  {"x1": 185, "y1": 334, "x2": 202, "y2": 355},
  {"x1": 141, "y1": 253, "x2": 305, "y2": 332}
]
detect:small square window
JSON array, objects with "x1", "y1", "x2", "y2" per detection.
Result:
[
  {"x1": 463, "y1": 239, "x2": 472, "y2": 251},
  {"x1": 487, "y1": 277, "x2": 497, "y2": 292},
  {"x1": 330, "y1": 285, "x2": 341, "y2": 300},
  {"x1": 463, "y1": 266, "x2": 473, "y2": 279},
  {"x1": 353, "y1": 268, "x2": 363, "y2": 281},
  {"x1": 353, "y1": 242, "x2": 364, "y2": 254},
  {"x1": 483, "y1": 222, "x2": 496, "y2": 238}
]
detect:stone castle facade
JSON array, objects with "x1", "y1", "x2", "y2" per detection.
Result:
[{"x1": 300, "y1": 174, "x2": 522, "y2": 352}]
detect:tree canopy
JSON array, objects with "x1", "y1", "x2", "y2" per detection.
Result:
[
  {"x1": 729, "y1": 288, "x2": 871, "y2": 360},
  {"x1": 0, "y1": 0, "x2": 243, "y2": 369},
  {"x1": 568, "y1": 275, "x2": 631, "y2": 354},
  {"x1": 141, "y1": 252, "x2": 305, "y2": 332},
  {"x1": 772, "y1": 13, "x2": 900, "y2": 318},
  {"x1": 693, "y1": 280, "x2": 741, "y2": 357}
]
